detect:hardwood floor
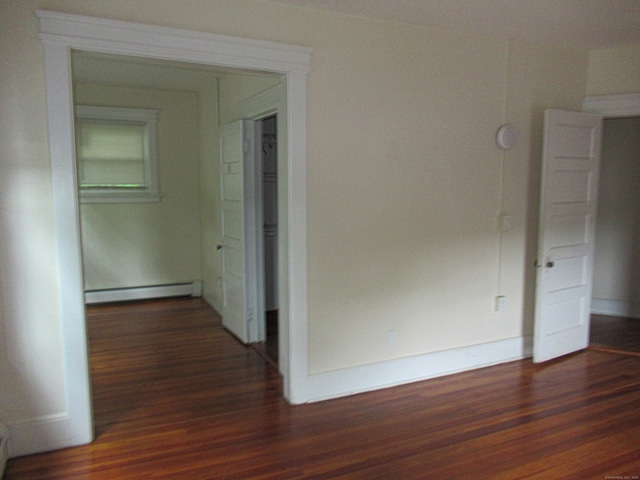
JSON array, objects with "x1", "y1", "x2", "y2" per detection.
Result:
[
  {"x1": 590, "y1": 314, "x2": 640, "y2": 355},
  {"x1": 250, "y1": 310, "x2": 279, "y2": 368},
  {"x1": 6, "y1": 298, "x2": 640, "y2": 479}
]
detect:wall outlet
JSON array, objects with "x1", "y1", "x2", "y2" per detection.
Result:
[
  {"x1": 495, "y1": 295, "x2": 507, "y2": 312},
  {"x1": 387, "y1": 330, "x2": 396, "y2": 347}
]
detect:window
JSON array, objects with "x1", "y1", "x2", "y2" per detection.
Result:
[{"x1": 75, "y1": 105, "x2": 160, "y2": 202}]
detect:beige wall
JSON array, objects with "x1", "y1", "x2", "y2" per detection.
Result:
[
  {"x1": 75, "y1": 83, "x2": 202, "y2": 290},
  {"x1": 587, "y1": 44, "x2": 640, "y2": 95},
  {"x1": 504, "y1": 40, "x2": 591, "y2": 338},
  {"x1": 593, "y1": 117, "x2": 640, "y2": 312},
  {"x1": 1, "y1": 0, "x2": 67, "y2": 421},
  {"x1": 0, "y1": 0, "x2": 624, "y2": 442}
]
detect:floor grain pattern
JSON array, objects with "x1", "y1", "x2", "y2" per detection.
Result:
[
  {"x1": 6, "y1": 298, "x2": 640, "y2": 479},
  {"x1": 590, "y1": 314, "x2": 640, "y2": 355}
]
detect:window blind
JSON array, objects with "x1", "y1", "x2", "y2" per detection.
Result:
[{"x1": 76, "y1": 120, "x2": 147, "y2": 188}]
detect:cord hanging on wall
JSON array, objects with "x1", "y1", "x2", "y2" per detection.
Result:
[{"x1": 496, "y1": 124, "x2": 517, "y2": 150}]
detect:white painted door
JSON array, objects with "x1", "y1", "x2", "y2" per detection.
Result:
[
  {"x1": 220, "y1": 120, "x2": 259, "y2": 344},
  {"x1": 533, "y1": 109, "x2": 603, "y2": 362}
]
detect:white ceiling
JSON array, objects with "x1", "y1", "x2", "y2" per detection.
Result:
[{"x1": 265, "y1": 0, "x2": 640, "y2": 49}]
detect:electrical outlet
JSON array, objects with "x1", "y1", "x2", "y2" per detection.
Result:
[{"x1": 387, "y1": 330, "x2": 396, "y2": 347}]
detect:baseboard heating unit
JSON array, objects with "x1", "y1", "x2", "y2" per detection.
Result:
[{"x1": 85, "y1": 281, "x2": 202, "y2": 305}]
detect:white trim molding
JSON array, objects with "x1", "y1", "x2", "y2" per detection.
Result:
[
  {"x1": 36, "y1": 9, "x2": 311, "y2": 456},
  {"x1": 582, "y1": 93, "x2": 640, "y2": 117},
  {"x1": 37, "y1": 10, "x2": 312, "y2": 73},
  {"x1": 303, "y1": 336, "x2": 532, "y2": 403},
  {"x1": 591, "y1": 299, "x2": 640, "y2": 319},
  {"x1": 6, "y1": 413, "x2": 71, "y2": 458}
]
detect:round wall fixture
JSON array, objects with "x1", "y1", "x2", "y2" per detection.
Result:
[{"x1": 496, "y1": 124, "x2": 517, "y2": 150}]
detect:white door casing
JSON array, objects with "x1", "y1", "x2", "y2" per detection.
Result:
[
  {"x1": 220, "y1": 120, "x2": 259, "y2": 343},
  {"x1": 533, "y1": 109, "x2": 603, "y2": 363},
  {"x1": 240, "y1": 84, "x2": 286, "y2": 357},
  {"x1": 36, "y1": 10, "x2": 311, "y2": 455}
]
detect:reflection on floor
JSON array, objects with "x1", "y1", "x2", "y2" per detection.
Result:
[
  {"x1": 589, "y1": 314, "x2": 640, "y2": 355},
  {"x1": 251, "y1": 310, "x2": 278, "y2": 368}
]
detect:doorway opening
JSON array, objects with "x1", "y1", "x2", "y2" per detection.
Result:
[
  {"x1": 251, "y1": 115, "x2": 279, "y2": 368},
  {"x1": 38, "y1": 9, "x2": 312, "y2": 450},
  {"x1": 70, "y1": 51, "x2": 286, "y2": 437},
  {"x1": 589, "y1": 116, "x2": 640, "y2": 355}
]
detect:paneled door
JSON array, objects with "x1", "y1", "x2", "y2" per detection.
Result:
[
  {"x1": 219, "y1": 120, "x2": 259, "y2": 343},
  {"x1": 533, "y1": 109, "x2": 603, "y2": 362}
]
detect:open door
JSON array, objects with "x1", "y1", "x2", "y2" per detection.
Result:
[
  {"x1": 533, "y1": 109, "x2": 603, "y2": 362},
  {"x1": 219, "y1": 120, "x2": 260, "y2": 343}
]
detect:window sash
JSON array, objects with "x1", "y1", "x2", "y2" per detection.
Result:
[{"x1": 74, "y1": 105, "x2": 159, "y2": 202}]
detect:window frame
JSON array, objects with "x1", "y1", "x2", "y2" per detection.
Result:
[{"x1": 75, "y1": 105, "x2": 161, "y2": 203}]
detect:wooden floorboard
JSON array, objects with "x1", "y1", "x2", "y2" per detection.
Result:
[
  {"x1": 6, "y1": 298, "x2": 640, "y2": 479},
  {"x1": 589, "y1": 314, "x2": 640, "y2": 355}
]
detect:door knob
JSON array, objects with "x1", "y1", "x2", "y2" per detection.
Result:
[
  {"x1": 216, "y1": 244, "x2": 223, "y2": 250},
  {"x1": 546, "y1": 261, "x2": 554, "y2": 268}
]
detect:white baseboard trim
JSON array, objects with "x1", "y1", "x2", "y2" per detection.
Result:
[
  {"x1": 591, "y1": 299, "x2": 640, "y2": 319},
  {"x1": 3, "y1": 336, "x2": 532, "y2": 458},
  {"x1": 85, "y1": 281, "x2": 202, "y2": 305},
  {"x1": 4, "y1": 335, "x2": 531, "y2": 457},
  {"x1": 302, "y1": 335, "x2": 533, "y2": 403},
  {"x1": 5, "y1": 412, "x2": 91, "y2": 458},
  {"x1": 0, "y1": 424, "x2": 8, "y2": 478}
]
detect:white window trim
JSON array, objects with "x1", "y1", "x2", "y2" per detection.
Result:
[{"x1": 75, "y1": 105, "x2": 161, "y2": 203}]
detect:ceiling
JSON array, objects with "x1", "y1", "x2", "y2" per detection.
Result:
[{"x1": 265, "y1": 0, "x2": 640, "y2": 49}]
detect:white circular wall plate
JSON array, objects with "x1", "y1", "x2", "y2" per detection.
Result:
[{"x1": 496, "y1": 124, "x2": 517, "y2": 150}]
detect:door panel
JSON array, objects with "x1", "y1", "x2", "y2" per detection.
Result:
[
  {"x1": 533, "y1": 109, "x2": 603, "y2": 363},
  {"x1": 219, "y1": 120, "x2": 258, "y2": 344}
]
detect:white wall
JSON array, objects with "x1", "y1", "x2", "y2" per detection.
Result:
[
  {"x1": 1, "y1": 0, "x2": 631, "y2": 455},
  {"x1": 75, "y1": 83, "x2": 202, "y2": 290},
  {"x1": 592, "y1": 117, "x2": 640, "y2": 318}
]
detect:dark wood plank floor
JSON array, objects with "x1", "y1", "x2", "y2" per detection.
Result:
[
  {"x1": 6, "y1": 298, "x2": 640, "y2": 479},
  {"x1": 250, "y1": 310, "x2": 279, "y2": 368},
  {"x1": 590, "y1": 314, "x2": 640, "y2": 355}
]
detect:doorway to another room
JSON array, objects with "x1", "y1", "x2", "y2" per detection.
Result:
[
  {"x1": 252, "y1": 115, "x2": 280, "y2": 368},
  {"x1": 588, "y1": 116, "x2": 640, "y2": 356}
]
